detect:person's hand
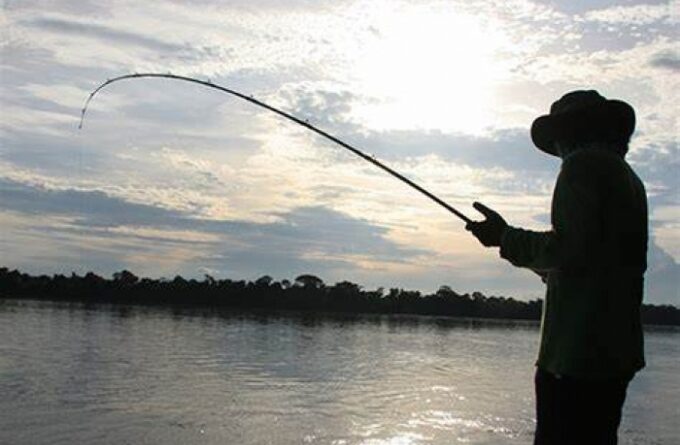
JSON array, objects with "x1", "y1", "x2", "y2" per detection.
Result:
[{"x1": 465, "y1": 202, "x2": 508, "y2": 247}]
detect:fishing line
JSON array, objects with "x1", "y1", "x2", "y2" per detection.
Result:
[{"x1": 79, "y1": 73, "x2": 471, "y2": 223}]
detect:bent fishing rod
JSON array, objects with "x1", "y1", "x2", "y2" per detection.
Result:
[{"x1": 79, "y1": 73, "x2": 471, "y2": 224}]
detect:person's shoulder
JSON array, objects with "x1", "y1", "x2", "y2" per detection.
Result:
[
  {"x1": 558, "y1": 150, "x2": 623, "y2": 193},
  {"x1": 561, "y1": 149, "x2": 624, "y2": 176}
]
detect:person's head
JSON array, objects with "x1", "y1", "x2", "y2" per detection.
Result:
[{"x1": 531, "y1": 90, "x2": 635, "y2": 159}]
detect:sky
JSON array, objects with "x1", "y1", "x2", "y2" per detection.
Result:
[{"x1": 1, "y1": 0, "x2": 678, "y2": 304}]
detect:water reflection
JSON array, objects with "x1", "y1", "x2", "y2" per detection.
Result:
[{"x1": 0, "y1": 299, "x2": 676, "y2": 444}]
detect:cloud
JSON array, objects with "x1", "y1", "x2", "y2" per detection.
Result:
[
  {"x1": 201, "y1": 205, "x2": 428, "y2": 279},
  {"x1": 27, "y1": 17, "x2": 187, "y2": 52},
  {"x1": 583, "y1": 3, "x2": 673, "y2": 25},
  {"x1": 0, "y1": 130, "x2": 113, "y2": 175},
  {"x1": 0, "y1": 178, "x2": 186, "y2": 227},
  {"x1": 649, "y1": 50, "x2": 680, "y2": 71},
  {"x1": 279, "y1": 82, "x2": 356, "y2": 128},
  {"x1": 630, "y1": 140, "x2": 680, "y2": 207},
  {"x1": 3, "y1": 0, "x2": 106, "y2": 15},
  {"x1": 274, "y1": 83, "x2": 558, "y2": 172},
  {"x1": 645, "y1": 240, "x2": 680, "y2": 305},
  {"x1": 163, "y1": 0, "x2": 339, "y2": 11},
  {"x1": 0, "y1": 178, "x2": 425, "y2": 280}
]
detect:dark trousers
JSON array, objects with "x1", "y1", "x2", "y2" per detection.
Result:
[{"x1": 534, "y1": 368, "x2": 630, "y2": 445}]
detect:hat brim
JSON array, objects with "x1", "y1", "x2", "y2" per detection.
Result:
[{"x1": 531, "y1": 100, "x2": 635, "y2": 156}]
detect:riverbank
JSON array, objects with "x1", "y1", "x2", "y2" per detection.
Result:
[{"x1": 2, "y1": 267, "x2": 678, "y2": 326}]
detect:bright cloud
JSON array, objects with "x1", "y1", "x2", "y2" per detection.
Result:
[{"x1": 583, "y1": 3, "x2": 675, "y2": 25}]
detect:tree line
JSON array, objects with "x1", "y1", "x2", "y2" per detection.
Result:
[{"x1": 0, "y1": 268, "x2": 677, "y2": 325}]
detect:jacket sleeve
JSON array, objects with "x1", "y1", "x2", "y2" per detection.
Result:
[{"x1": 499, "y1": 153, "x2": 602, "y2": 272}]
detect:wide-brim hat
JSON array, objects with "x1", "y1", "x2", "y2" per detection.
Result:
[{"x1": 531, "y1": 90, "x2": 635, "y2": 156}]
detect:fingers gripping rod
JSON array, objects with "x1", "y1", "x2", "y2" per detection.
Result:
[{"x1": 79, "y1": 73, "x2": 472, "y2": 224}]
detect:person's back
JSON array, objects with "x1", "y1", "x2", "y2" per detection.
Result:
[{"x1": 536, "y1": 147, "x2": 647, "y2": 380}]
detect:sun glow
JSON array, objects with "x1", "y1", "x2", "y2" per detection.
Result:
[{"x1": 351, "y1": 6, "x2": 508, "y2": 134}]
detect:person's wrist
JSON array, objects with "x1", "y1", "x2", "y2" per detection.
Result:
[{"x1": 499, "y1": 224, "x2": 510, "y2": 247}]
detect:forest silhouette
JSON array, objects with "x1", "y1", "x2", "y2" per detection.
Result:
[{"x1": 1, "y1": 267, "x2": 677, "y2": 326}]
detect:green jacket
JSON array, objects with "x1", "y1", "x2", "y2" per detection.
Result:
[{"x1": 500, "y1": 148, "x2": 647, "y2": 379}]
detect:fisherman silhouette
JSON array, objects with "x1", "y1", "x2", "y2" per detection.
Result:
[{"x1": 466, "y1": 90, "x2": 647, "y2": 445}]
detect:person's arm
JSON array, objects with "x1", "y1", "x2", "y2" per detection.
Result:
[
  {"x1": 468, "y1": 153, "x2": 602, "y2": 274},
  {"x1": 503, "y1": 154, "x2": 602, "y2": 271},
  {"x1": 499, "y1": 226, "x2": 558, "y2": 273}
]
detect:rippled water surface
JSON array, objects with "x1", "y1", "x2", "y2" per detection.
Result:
[{"x1": 0, "y1": 299, "x2": 678, "y2": 444}]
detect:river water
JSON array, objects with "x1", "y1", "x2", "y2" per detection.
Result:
[{"x1": 0, "y1": 299, "x2": 677, "y2": 445}]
